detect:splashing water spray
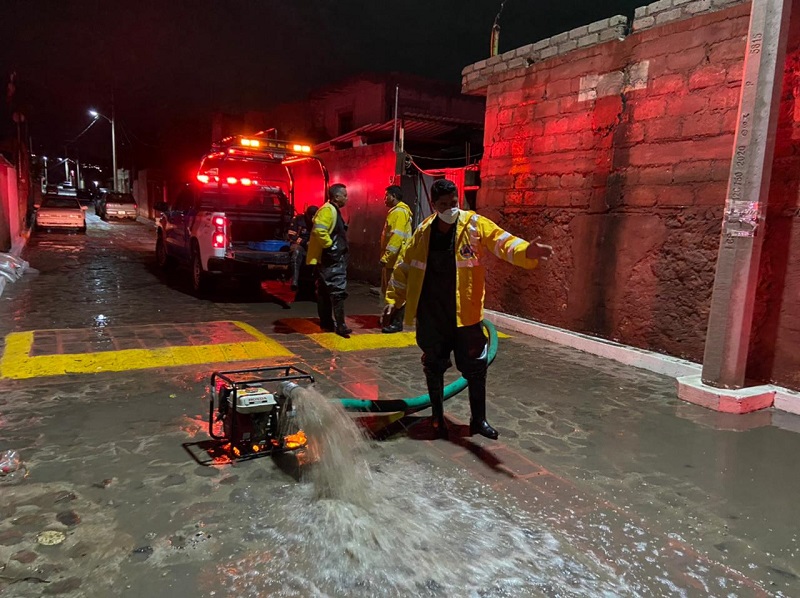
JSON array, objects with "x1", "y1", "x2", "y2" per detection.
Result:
[{"x1": 212, "y1": 322, "x2": 638, "y2": 597}]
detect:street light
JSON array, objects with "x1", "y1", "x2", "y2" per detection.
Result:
[{"x1": 89, "y1": 108, "x2": 117, "y2": 191}]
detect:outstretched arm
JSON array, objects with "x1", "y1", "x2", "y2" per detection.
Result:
[{"x1": 479, "y1": 216, "x2": 552, "y2": 269}]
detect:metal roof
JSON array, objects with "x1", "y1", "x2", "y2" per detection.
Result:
[{"x1": 315, "y1": 113, "x2": 483, "y2": 152}]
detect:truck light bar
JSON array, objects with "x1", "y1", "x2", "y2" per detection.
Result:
[{"x1": 212, "y1": 135, "x2": 313, "y2": 155}]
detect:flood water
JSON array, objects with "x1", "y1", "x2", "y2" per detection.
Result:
[{"x1": 217, "y1": 388, "x2": 637, "y2": 597}]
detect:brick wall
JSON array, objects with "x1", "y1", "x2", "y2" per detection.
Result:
[
  {"x1": 462, "y1": 1, "x2": 800, "y2": 391},
  {"x1": 317, "y1": 142, "x2": 397, "y2": 284},
  {"x1": 632, "y1": 0, "x2": 747, "y2": 32}
]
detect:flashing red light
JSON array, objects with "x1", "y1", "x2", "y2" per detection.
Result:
[
  {"x1": 240, "y1": 178, "x2": 252, "y2": 186},
  {"x1": 226, "y1": 177, "x2": 238, "y2": 185},
  {"x1": 197, "y1": 174, "x2": 210, "y2": 184},
  {"x1": 212, "y1": 216, "x2": 227, "y2": 248}
]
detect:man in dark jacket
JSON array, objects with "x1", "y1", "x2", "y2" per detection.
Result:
[{"x1": 287, "y1": 205, "x2": 318, "y2": 291}]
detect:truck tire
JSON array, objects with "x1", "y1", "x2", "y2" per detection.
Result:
[
  {"x1": 155, "y1": 234, "x2": 175, "y2": 270},
  {"x1": 191, "y1": 243, "x2": 212, "y2": 295}
]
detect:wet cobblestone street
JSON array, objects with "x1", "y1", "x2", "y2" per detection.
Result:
[{"x1": 1, "y1": 211, "x2": 799, "y2": 597}]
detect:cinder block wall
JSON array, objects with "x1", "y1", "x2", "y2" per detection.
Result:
[{"x1": 462, "y1": 0, "x2": 800, "y2": 391}]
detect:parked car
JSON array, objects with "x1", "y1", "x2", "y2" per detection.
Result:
[
  {"x1": 56, "y1": 185, "x2": 77, "y2": 197},
  {"x1": 34, "y1": 196, "x2": 87, "y2": 232},
  {"x1": 97, "y1": 192, "x2": 138, "y2": 220},
  {"x1": 76, "y1": 188, "x2": 95, "y2": 205}
]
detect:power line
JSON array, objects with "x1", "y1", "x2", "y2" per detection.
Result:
[
  {"x1": 120, "y1": 121, "x2": 157, "y2": 147},
  {"x1": 68, "y1": 117, "x2": 99, "y2": 144},
  {"x1": 409, "y1": 152, "x2": 483, "y2": 162}
]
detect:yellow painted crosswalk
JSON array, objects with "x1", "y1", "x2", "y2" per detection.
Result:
[
  {"x1": 0, "y1": 321, "x2": 293, "y2": 380},
  {"x1": 0, "y1": 318, "x2": 508, "y2": 380}
]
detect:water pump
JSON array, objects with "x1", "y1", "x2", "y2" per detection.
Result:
[{"x1": 208, "y1": 365, "x2": 314, "y2": 458}]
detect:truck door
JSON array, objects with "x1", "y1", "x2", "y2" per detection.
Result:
[
  {"x1": 284, "y1": 157, "x2": 329, "y2": 214},
  {"x1": 166, "y1": 186, "x2": 194, "y2": 259}
]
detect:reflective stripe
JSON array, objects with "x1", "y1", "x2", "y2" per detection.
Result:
[
  {"x1": 410, "y1": 260, "x2": 427, "y2": 271},
  {"x1": 468, "y1": 214, "x2": 479, "y2": 235},
  {"x1": 389, "y1": 279, "x2": 406, "y2": 290},
  {"x1": 456, "y1": 258, "x2": 481, "y2": 268},
  {"x1": 466, "y1": 214, "x2": 481, "y2": 260},
  {"x1": 313, "y1": 223, "x2": 328, "y2": 230},
  {"x1": 506, "y1": 238, "x2": 524, "y2": 260},
  {"x1": 386, "y1": 245, "x2": 401, "y2": 254},
  {"x1": 493, "y1": 232, "x2": 511, "y2": 256},
  {"x1": 392, "y1": 229, "x2": 410, "y2": 238},
  {"x1": 397, "y1": 262, "x2": 410, "y2": 272}
]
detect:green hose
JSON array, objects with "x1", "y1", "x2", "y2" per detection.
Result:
[{"x1": 337, "y1": 320, "x2": 499, "y2": 413}]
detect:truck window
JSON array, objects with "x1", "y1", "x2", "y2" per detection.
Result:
[
  {"x1": 198, "y1": 188, "x2": 289, "y2": 213},
  {"x1": 173, "y1": 187, "x2": 195, "y2": 211}
]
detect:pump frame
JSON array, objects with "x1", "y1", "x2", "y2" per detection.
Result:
[{"x1": 209, "y1": 365, "x2": 314, "y2": 454}]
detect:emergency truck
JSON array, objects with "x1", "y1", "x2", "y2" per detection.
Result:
[{"x1": 155, "y1": 132, "x2": 327, "y2": 294}]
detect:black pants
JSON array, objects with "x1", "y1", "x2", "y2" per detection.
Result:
[
  {"x1": 316, "y1": 264, "x2": 348, "y2": 328},
  {"x1": 290, "y1": 245, "x2": 307, "y2": 287},
  {"x1": 416, "y1": 322, "x2": 488, "y2": 378}
]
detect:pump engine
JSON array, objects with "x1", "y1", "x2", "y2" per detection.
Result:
[{"x1": 209, "y1": 365, "x2": 314, "y2": 457}]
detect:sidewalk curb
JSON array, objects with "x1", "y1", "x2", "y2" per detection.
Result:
[
  {"x1": 484, "y1": 309, "x2": 800, "y2": 418},
  {"x1": 484, "y1": 310, "x2": 700, "y2": 378}
]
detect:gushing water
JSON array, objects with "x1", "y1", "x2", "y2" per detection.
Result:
[
  {"x1": 221, "y1": 387, "x2": 638, "y2": 597},
  {"x1": 291, "y1": 386, "x2": 372, "y2": 508}
]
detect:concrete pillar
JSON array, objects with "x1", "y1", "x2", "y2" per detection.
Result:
[{"x1": 701, "y1": 0, "x2": 793, "y2": 389}]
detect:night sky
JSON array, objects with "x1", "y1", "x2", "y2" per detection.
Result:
[{"x1": 2, "y1": 0, "x2": 644, "y2": 172}]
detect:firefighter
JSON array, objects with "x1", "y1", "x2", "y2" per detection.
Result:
[
  {"x1": 307, "y1": 183, "x2": 352, "y2": 338},
  {"x1": 383, "y1": 179, "x2": 553, "y2": 440},
  {"x1": 379, "y1": 185, "x2": 413, "y2": 333},
  {"x1": 287, "y1": 205, "x2": 318, "y2": 291}
]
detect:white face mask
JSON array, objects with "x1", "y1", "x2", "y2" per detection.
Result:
[{"x1": 437, "y1": 207, "x2": 459, "y2": 224}]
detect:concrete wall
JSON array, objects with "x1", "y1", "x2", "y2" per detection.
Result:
[
  {"x1": 0, "y1": 158, "x2": 23, "y2": 252},
  {"x1": 132, "y1": 169, "x2": 168, "y2": 221},
  {"x1": 317, "y1": 142, "x2": 397, "y2": 284},
  {"x1": 395, "y1": 85, "x2": 486, "y2": 123},
  {"x1": 461, "y1": 1, "x2": 800, "y2": 391},
  {"x1": 313, "y1": 81, "x2": 387, "y2": 138}
]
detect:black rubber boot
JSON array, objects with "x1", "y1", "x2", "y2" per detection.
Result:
[
  {"x1": 290, "y1": 249, "x2": 303, "y2": 291},
  {"x1": 467, "y1": 373, "x2": 498, "y2": 440},
  {"x1": 381, "y1": 305, "x2": 405, "y2": 333},
  {"x1": 317, "y1": 300, "x2": 334, "y2": 332},
  {"x1": 316, "y1": 274, "x2": 335, "y2": 331},
  {"x1": 424, "y1": 369, "x2": 448, "y2": 439},
  {"x1": 333, "y1": 299, "x2": 352, "y2": 338}
]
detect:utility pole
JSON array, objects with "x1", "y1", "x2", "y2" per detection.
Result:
[
  {"x1": 700, "y1": 0, "x2": 793, "y2": 389},
  {"x1": 111, "y1": 101, "x2": 118, "y2": 191}
]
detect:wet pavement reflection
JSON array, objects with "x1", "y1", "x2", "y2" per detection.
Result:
[{"x1": 0, "y1": 210, "x2": 798, "y2": 596}]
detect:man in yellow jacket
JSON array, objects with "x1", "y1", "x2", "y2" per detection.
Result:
[
  {"x1": 383, "y1": 179, "x2": 553, "y2": 440},
  {"x1": 380, "y1": 185, "x2": 413, "y2": 333},
  {"x1": 307, "y1": 183, "x2": 352, "y2": 337}
]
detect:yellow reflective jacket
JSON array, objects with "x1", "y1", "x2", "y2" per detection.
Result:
[
  {"x1": 380, "y1": 201, "x2": 413, "y2": 269},
  {"x1": 385, "y1": 210, "x2": 539, "y2": 327},
  {"x1": 306, "y1": 202, "x2": 338, "y2": 266}
]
